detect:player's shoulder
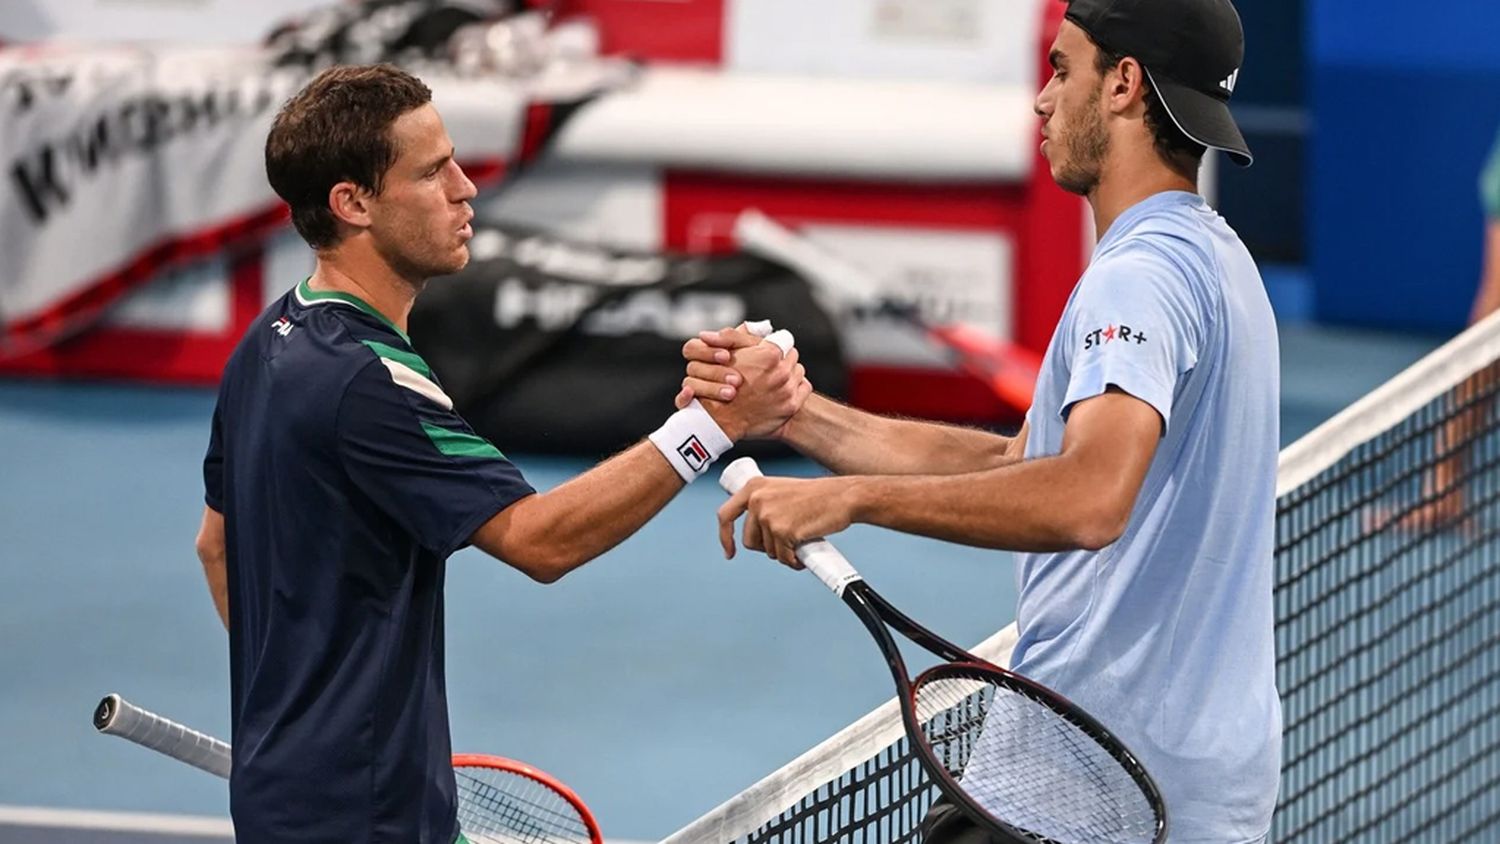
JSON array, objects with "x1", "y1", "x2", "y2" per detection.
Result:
[
  {"x1": 330, "y1": 322, "x2": 456, "y2": 424},
  {"x1": 223, "y1": 283, "x2": 399, "y2": 396},
  {"x1": 1086, "y1": 234, "x2": 1198, "y2": 300},
  {"x1": 1123, "y1": 204, "x2": 1221, "y2": 276},
  {"x1": 1079, "y1": 236, "x2": 1218, "y2": 332},
  {"x1": 343, "y1": 333, "x2": 451, "y2": 406},
  {"x1": 1099, "y1": 199, "x2": 1233, "y2": 302}
]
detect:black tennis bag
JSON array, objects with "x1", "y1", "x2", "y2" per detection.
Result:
[{"x1": 409, "y1": 222, "x2": 847, "y2": 456}]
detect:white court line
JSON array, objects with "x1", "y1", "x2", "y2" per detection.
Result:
[
  {"x1": 0, "y1": 805, "x2": 649, "y2": 843},
  {"x1": 0, "y1": 805, "x2": 232, "y2": 835}
]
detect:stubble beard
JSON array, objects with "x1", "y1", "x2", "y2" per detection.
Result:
[
  {"x1": 1053, "y1": 86, "x2": 1110, "y2": 197},
  {"x1": 379, "y1": 223, "x2": 468, "y2": 283}
]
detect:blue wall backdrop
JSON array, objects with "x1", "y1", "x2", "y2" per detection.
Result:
[
  {"x1": 1219, "y1": 0, "x2": 1305, "y2": 265},
  {"x1": 1310, "y1": 0, "x2": 1500, "y2": 331}
]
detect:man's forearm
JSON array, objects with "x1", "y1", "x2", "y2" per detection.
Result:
[
  {"x1": 200, "y1": 555, "x2": 230, "y2": 630},
  {"x1": 486, "y1": 335, "x2": 807, "y2": 579},
  {"x1": 724, "y1": 389, "x2": 1157, "y2": 562},
  {"x1": 476, "y1": 441, "x2": 685, "y2": 581},
  {"x1": 196, "y1": 507, "x2": 229, "y2": 631},
  {"x1": 843, "y1": 393, "x2": 1159, "y2": 552},
  {"x1": 1472, "y1": 221, "x2": 1500, "y2": 323},
  {"x1": 780, "y1": 394, "x2": 1016, "y2": 476},
  {"x1": 847, "y1": 454, "x2": 1123, "y2": 553}
]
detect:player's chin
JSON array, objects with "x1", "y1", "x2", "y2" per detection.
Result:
[
  {"x1": 436, "y1": 244, "x2": 470, "y2": 275},
  {"x1": 1047, "y1": 161, "x2": 1068, "y2": 192},
  {"x1": 1052, "y1": 164, "x2": 1094, "y2": 197}
]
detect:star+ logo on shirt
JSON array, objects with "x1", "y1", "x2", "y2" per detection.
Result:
[{"x1": 1083, "y1": 323, "x2": 1148, "y2": 350}]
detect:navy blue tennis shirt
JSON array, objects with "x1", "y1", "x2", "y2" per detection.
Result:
[{"x1": 204, "y1": 279, "x2": 535, "y2": 843}]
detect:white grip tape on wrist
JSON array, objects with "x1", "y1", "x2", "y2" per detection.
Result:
[
  {"x1": 718, "y1": 457, "x2": 864, "y2": 597},
  {"x1": 651, "y1": 399, "x2": 734, "y2": 483}
]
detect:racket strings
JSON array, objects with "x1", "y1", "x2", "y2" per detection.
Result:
[
  {"x1": 914, "y1": 676, "x2": 1161, "y2": 844},
  {"x1": 454, "y1": 765, "x2": 594, "y2": 844}
]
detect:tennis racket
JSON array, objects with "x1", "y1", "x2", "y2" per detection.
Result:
[
  {"x1": 718, "y1": 458, "x2": 1167, "y2": 844},
  {"x1": 733, "y1": 209, "x2": 1042, "y2": 412},
  {"x1": 93, "y1": 694, "x2": 603, "y2": 844}
]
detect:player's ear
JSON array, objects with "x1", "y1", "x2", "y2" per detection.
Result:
[
  {"x1": 328, "y1": 181, "x2": 374, "y2": 230},
  {"x1": 1108, "y1": 57, "x2": 1147, "y2": 114}
]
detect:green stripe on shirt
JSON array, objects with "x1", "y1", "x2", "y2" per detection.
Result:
[
  {"x1": 421, "y1": 421, "x2": 505, "y2": 460},
  {"x1": 295, "y1": 278, "x2": 411, "y2": 343},
  {"x1": 361, "y1": 340, "x2": 434, "y2": 379}
]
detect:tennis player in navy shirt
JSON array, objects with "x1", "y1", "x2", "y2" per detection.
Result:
[
  {"x1": 197, "y1": 65, "x2": 810, "y2": 843},
  {"x1": 682, "y1": 0, "x2": 1280, "y2": 840}
]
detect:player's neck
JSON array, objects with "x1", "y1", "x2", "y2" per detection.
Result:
[
  {"x1": 1088, "y1": 150, "x2": 1198, "y2": 240},
  {"x1": 308, "y1": 245, "x2": 423, "y2": 336}
]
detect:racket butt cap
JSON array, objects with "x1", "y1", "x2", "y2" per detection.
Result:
[
  {"x1": 94, "y1": 694, "x2": 120, "y2": 731},
  {"x1": 719, "y1": 457, "x2": 762, "y2": 494}
]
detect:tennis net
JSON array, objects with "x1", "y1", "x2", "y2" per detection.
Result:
[
  {"x1": 664, "y1": 312, "x2": 1500, "y2": 843},
  {"x1": 1273, "y1": 312, "x2": 1500, "y2": 841}
]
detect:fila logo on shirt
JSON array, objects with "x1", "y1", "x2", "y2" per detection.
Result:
[
  {"x1": 678, "y1": 436, "x2": 710, "y2": 471},
  {"x1": 1083, "y1": 324, "x2": 1148, "y2": 350},
  {"x1": 272, "y1": 316, "x2": 295, "y2": 337},
  {"x1": 1220, "y1": 69, "x2": 1240, "y2": 95}
]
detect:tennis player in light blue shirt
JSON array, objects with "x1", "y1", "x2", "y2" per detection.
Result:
[
  {"x1": 685, "y1": 0, "x2": 1279, "y2": 840},
  {"x1": 1008, "y1": 186, "x2": 1281, "y2": 841}
]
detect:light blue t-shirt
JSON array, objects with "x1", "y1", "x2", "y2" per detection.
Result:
[{"x1": 1008, "y1": 191, "x2": 1281, "y2": 842}]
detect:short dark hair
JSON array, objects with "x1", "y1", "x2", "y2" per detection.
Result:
[
  {"x1": 265, "y1": 64, "x2": 433, "y2": 249},
  {"x1": 1093, "y1": 45, "x2": 1206, "y2": 181}
]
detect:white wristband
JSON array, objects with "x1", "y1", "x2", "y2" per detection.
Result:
[{"x1": 650, "y1": 399, "x2": 734, "y2": 483}]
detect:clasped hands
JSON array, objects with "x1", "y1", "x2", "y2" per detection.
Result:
[{"x1": 676, "y1": 323, "x2": 860, "y2": 569}]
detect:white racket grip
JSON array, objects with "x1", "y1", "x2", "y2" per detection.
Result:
[
  {"x1": 718, "y1": 458, "x2": 864, "y2": 597},
  {"x1": 791, "y1": 540, "x2": 863, "y2": 597},
  {"x1": 718, "y1": 456, "x2": 764, "y2": 496},
  {"x1": 94, "y1": 694, "x2": 231, "y2": 779}
]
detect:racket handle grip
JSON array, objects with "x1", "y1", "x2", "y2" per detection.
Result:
[
  {"x1": 94, "y1": 694, "x2": 232, "y2": 780},
  {"x1": 718, "y1": 456, "x2": 763, "y2": 495},
  {"x1": 718, "y1": 458, "x2": 864, "y2": 596}
]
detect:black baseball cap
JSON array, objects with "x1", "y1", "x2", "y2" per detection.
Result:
[{"x1": 1065, "y1": 0, "x2": 1253, "y2": 166}]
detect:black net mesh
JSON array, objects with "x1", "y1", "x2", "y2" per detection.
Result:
[
  {"x1": 1272, "y1": 359, "x2": 1500, "y2": 841},
  {"x1": 740, "y1": 742, "x2": 933, "y2": 844}
]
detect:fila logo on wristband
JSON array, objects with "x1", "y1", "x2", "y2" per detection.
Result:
[{"x1": 678, "y1": 436, "x2": 710, "y2": 471}]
